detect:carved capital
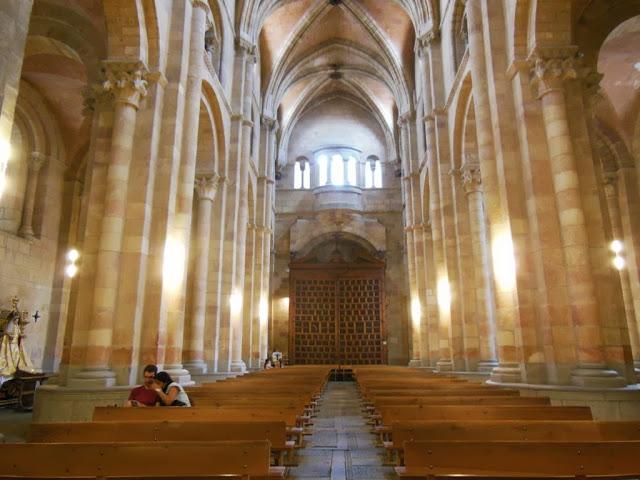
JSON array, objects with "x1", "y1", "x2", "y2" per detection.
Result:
[
  {"x1": 194, "y1": 174, "x2": 219, "y2": 201},
  {"x1": 417, "y1": 29, "x2": 440, "y2": 57},
  {"x1": 100, "y1": 60, "x2": 149, "y2": 109},
  {"x1": 398, "y1": 110, "x2": 415, "y2": 126},
  {"x1": 236, "y1": 37, "x2": 257, "y2": 61},
  {"x1": 460, "y1": 164, "x2": 482, "y2": 194},
  {"x1": 261, "y1": 115, "x2": 278, "y2": 130},
  {"x1": 28, "y1": 152, "x2": 46, "y2": 172},
  {"x1": 528, "y1": 47, "x2": 579, "y2": 98}
]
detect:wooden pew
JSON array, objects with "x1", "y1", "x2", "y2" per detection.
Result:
[
  {"x1": 375, "y1": 405, "x2": 592, "y2": 424},
  {"x1": 368, "y1": 396, "x2": 549, "y2": 407},
  {"x1": 397, "y1": 440, "x2": 640, "y2": 478},
  {"x1": 29, "y1": 420, "x2": 297, "y2": 466},
  {"x1": 385, "y1": 420, "x2": 640, "y2": 464},
  {"x1": 372, "y1": 405, "x2": 592, "y2": 443},
  {"x1": 93, "y1": 406, "x2": 307, "y2": 446},
  {"x1": 0, "y1": 440, "x2": 283, "y2": 479}
]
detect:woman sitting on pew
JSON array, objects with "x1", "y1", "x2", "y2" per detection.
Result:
[{"x1": 153, "y1": 371, "x2": 192, "y2": 407}]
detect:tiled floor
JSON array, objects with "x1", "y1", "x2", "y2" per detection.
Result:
[{"x1": 287, "y1": 382, "x2": 395, "y2": 480}]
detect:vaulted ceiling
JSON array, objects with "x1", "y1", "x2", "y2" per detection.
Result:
[{"x1": 258, "y1": 0, "x2": 416, "y2": 134}]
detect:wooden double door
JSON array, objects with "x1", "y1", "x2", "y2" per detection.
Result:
[{"x1": 289, "y1": 263, "x2": 386, "y2": 365}]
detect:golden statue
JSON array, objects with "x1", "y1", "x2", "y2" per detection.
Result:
[{"x1": 0, "y1": 296, "x2": 35, "y2": 377}]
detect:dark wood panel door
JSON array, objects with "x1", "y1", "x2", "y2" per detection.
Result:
[{"x1": 289, "y1": 262, "x2": 386, "y2": 365}]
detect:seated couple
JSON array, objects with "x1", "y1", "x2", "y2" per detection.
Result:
[{"x1": 126, "y1": 364, "x2": 191, "y2": 407}]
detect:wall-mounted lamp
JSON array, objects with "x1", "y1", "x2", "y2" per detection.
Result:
[
  {"x1": 611, "y1": 240, "x2": 625, "y2": 271},
  {"x1": 411, "y1": 297, "x2": 421, "y2": 327},
  {"x1": 492, "y1": 231, "x2": 516, "y2": 291},
  {"x1": 65, "y1": 248, "x2": 80, "y2": 278},
  {"x1": 162, "y1": 237, "x2": 186, "y2": 292},
  {"x1": 229, "y1": 290, "x2": 243, "y2": 315}
]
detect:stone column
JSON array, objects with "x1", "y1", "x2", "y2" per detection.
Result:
[
  {"x1": 18, "y1": 152, "x2": 46, "y2": 239},
  {"x1": 71, "y1": 60, "x2": 148, "y2": 386},
  {"x1": 529, "y1": 48, "x2": 625, "y2": 387},
  {"x1": 399, "y1": 116, "x2": 422, "y2": 367},
  {"x1": 465, "y1": 2, "x2": 521, "y2": 383},
  {"x1": 163, "y1": 0, "x2": 211, "y2": 382},
  {"x1": 603, "y1": 172, "x2": 640, "y2": 376},
  {"x1": 228, "y1": 39, "x2": 256, "y2": 373},
  {"x1": 184, "y1": 174, "x2": 218, "y2": 375},
  {"x1": 461, "y1": 162, "x2": 498, "y2": 371}
]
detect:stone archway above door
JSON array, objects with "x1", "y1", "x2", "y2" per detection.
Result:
[{"x1": 289, "y1": 211, "x2": 386, "y2": 259}]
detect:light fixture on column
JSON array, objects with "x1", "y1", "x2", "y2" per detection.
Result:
[
  {"x1": 162, "y1": 237, "x2": 186, "y2": 291},
  {"x1": 229, "y1": 290, "x2": 243, "y2": 315},
  {"x1": 611, "y1": 240, "x2": 625, "y2": 270},
  {"x1": 411, "y1": 297, "x2": 421, "y2": 327},
  {"x1": 281, "y1": 296, "x2": 290, "y2": 310},
  {"x1": 65, "y1": 248, "x2": 80, "y2": 278},
  {"x1": 492, "y1": 231, "x2": 516, "y2": 291},
  {"x1": 437, "y1": 278, "x2": 451, "y2": 312},
  {"x1": 0, "y1": 138, "x2": 12, "y2": 199}
]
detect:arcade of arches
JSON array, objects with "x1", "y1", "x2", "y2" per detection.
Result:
[{"x1": 0, "y1": 0, "x2": 640, "y2": 421}]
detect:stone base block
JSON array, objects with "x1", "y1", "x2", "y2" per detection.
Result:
[
  {"x1": 32, "y1": 385, "x2": 131, "y2": 423},
  {"x1": 229, "y1": 360, "x2": 247, "y2": 373},
  {"x1": 485, "y1": 381, "x2": 640, "y2": 420},
  {"x1": 407, "y1": 359, "x2": 422, "y2": 368}
]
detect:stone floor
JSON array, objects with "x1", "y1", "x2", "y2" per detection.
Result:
[{"x1": 287, "y1": 381, "x2": 395, "y2": 480}]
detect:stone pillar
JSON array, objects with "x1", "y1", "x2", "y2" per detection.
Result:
[
  {"x1": 0, "y1": 1, "x2": 32, "y2": 143},
  {"x1": 184, "y1": 174, "x2": 218, "y2": 375},
  {"x1": 18, "y1": 152, "x2": 46, "y2": 239},
  {"x1": 465, "y1": 2, "x2": 521, "y2": 383},
  {"x1": 603, "y1": 172, "x2": 640, "y2": 376},
  {"x1": 529, "y1": 48, "x2": 625, "y2": 387},
  {"x1": 228, "y1": 39, "x2": 256, "y2": 373},
  {"x1": 461, "y1": 162, "x2": 498, "y2": 371},
  {"x1": 399, "y1": 116, "x2": 422, "y2": 367},
  {"x1": 163, "y1": 0, "x2": 211, "y2": 382},
  {"x1": 71, "y1": 60, "x2": 148, "y2": 386}
]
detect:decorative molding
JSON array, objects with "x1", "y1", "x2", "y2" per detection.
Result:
[
  {"x1": 194, "y1": 174, "x2": 219, "y2": 201},
  {"x1": 528, "y1": 46, "x2": 579, "y2": 98},
  {"x1": 27, "y1": 152, "x2": 46, "y2": 172},
  {"x1": 460, "y1": 164, "x2": 482, "y2": 194},
  {"x1": 261, "y1": 115, "x2": 278, "y2": 130},
  {"x1": 100, "y1": 60, "x2": 149, "y2": 109}
]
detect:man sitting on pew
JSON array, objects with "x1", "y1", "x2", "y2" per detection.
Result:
[{"x1": 125, "y1": 364, "x2": 159, "y2": 407}]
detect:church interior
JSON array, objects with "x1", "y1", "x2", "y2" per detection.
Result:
[{"x1": 1, "y1": 0, "x2": 640, "y2": 477}]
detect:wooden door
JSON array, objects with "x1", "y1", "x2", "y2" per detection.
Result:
[{"x1": 289, "y1": 253, "x2": 386, "y2": 365}]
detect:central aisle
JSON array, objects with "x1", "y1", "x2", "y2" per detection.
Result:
[{"x1": 287, "y1": 382, "x2": 395, "y2": 479}]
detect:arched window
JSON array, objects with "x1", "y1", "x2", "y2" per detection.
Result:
[
  {"x1": 347, "y1": 156, "x2": 357, "y2": 185},
  {"x1": 294, "y1": 156, "x2": 310, "y2": 189},
  {"x1": 317, "y1": 154, "x2": 328, "y2": 186},
  {"x1": 365, "y1": 155, "x2": 382, "y2": 189},
  {"x1": 315, "y1": 147, "x2": 362, "y2": 188},
  {"x1": 331, "y1": 154, "x2": 344, "y2": 186}
]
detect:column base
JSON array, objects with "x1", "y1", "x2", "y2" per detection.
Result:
[
  {"x1": 184, "y1": 361, "x2": 208, "y2": 376},
  {"x1": 571, "y1": 365, "x2": 628, "y2": 388},
  {"x1": 436, "y1": 359, "x2": 453, "y2": 372},
  {"x1": 163, "y1": 364, "x2": 194, "y2": 386},
  {"x1": 408, "y1": 359, "x2": 422, "y2": 368},
  {"x1": 477, "y1": 360, "x2": 499, "y2": 373},
  {"x1": 67, "y1": 368, "x2": 117, "y2": 388},
  {"x1": 490, "y1": 363, "x2": 522, "y2": 384},
  {"x1": 18, "y1": 226, "x2": 35, "y2": 240},
  {"x1": 229, "y1": 360, "x2": 247, "y2": 373}
]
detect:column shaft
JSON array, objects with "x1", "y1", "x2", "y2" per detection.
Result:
[
  {"x1": 74, "y1": 61, "x2": 148, "y2": 386},
  {"x1": 18, "y1": 152, "x2": 45, "y2": 238},
  {"x1": 164, "y1": 1, "x2": 210, "y2": 379},
  {"x1": 185, "y1": 175, "x2": 217, "y2": 374}
]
